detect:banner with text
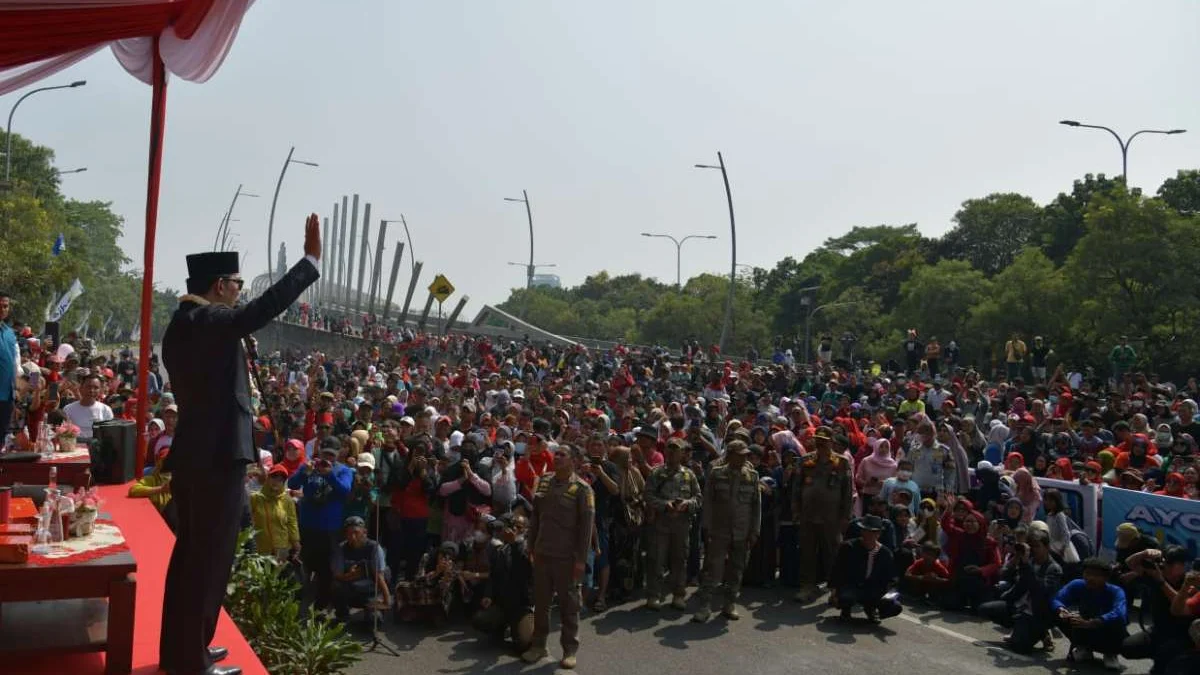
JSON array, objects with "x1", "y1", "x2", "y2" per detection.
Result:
[{"x1": 1101, "y1": 486, "x2": 1200, "y2": 559}]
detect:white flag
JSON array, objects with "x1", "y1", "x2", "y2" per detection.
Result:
[
  {"x1": 74, "y1": 308, "x2": 92, "y2": 334},
  {"x1": 48, "y1": 279, "x2": 84, "y2": 322}
]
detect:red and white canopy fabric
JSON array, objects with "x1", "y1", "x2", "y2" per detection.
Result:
[
  {"x1": 0, "y1": 0, "x2": 254, "y2": 95},
  {"x1": 1, "y1": 0, "x2": 256, "y2": 471}
]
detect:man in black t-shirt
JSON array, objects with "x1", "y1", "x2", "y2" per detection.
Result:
[
  {"x1": 1030, "y1": 337, "x2": 1052, "y2": 384},
  {"x1": 580, "y1": 436, "x2": 620, "y2": 611}
]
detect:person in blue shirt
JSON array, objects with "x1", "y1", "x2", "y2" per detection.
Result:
[
  {"x1": 1052, "y1": 557, "x2": 1129, "y2": 670},
  {"x1": 288, "y1": 442, "x2": 354, "y2": 610},
  {"x1": 0, "y1": 292, "x2": 18, "y2": 437}
]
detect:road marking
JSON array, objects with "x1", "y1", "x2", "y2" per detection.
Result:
[{"x1": 895, "y1": 613, "x2": 1038, "y2": 663}]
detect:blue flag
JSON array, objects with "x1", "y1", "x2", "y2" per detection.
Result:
[{"x1": 52, "y1": 233, "x2": 66, "y2": 256}]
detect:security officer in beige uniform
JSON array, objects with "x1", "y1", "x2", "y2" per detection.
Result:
[
  {"x1": 643, "y1": 437, "x2": 702, "y2": 611},
  {"x1": 693, "y1": 439, "x2": 761, "y2": 623},
  {"x1": 793, "y1": 426, "x2": 853, "y2": 604},
  {"x1": 522, "y1": 445, "x2": 594, "y2": 670}
]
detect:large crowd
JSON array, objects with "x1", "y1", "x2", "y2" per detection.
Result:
[{"x1": 3, "y1": 294, "x2": 1200, "y2": 673}]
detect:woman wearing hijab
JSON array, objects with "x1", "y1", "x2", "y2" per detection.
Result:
[
  {"x1": 1116, "y1": 433, "x2": 1162, "y2": 471},
  {"x1": 1004, "y1": 452, "x2": 1026, "y2": 474},
  {"x1": 437, "y1": 441, "x2": 493, "y2": 543},
  {"x1": 985, "y1": 422, "x2": 1011, "y2": 465},
  {"x1": 1097, "y1": 449, "x2": 1119, "y2": 485},
  {"x1": 1154, "y1": 472, "x2": 1191, "y2": 499},
  {"x1": 607, "y1": 446, "x2": 645, "y2": 602},
  {"x1": 941, "y1": 496, "x2": 1001, "y2": 610},
  {"x1": 1012, "y1": 468, "x2": 1042, "y2": 522},
  {"x1": 856, "y1": 437, "x2": 899, "y2": 506},
  {"x1": 1042, "y1": 489, "x2": 1080, "y2": 568},
  {"x1": 279, "y1": 438, "x2": 307, "y2": 477},
  {"x1": 972, "y1": 461, "x2": 1012, "y2": 518}
]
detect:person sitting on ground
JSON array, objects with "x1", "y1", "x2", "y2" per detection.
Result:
[
  {"x1": 474, "y1": 514, "x2": 534, "y2": 653},
  {"x1": 902, "y1": 541, "x2": 951, "y2": 601},
  {"x1": 331, "y1": 516, "x2": 390, "y2": 625},
  {"x1": 828, "y1": 514, "x2": 899, "y2": 623},
  {"x1": 979, "y1": 532, "x2": 1062, "y2": 654},
  {"x1": 940, "y1": 494, "x2": 1001, "y2": 610},
  {"x1": 395, "y1": 540, "x2": 461, "y2": 625},
  {"x1": 1053, "y1": 557, "x2": 1129, "y2": 671}
]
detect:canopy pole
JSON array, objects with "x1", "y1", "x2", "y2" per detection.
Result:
[{"x1": 135, "y1": 40, "x2": 167, "y2": 475}]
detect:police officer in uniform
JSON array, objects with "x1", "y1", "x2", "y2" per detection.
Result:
[
  {"x1": 793, "y1": 426, "x2": 853, "y2": 604},
  {"x1": 693, "y1": 439, "x2": 761, "y2": 623},
  {"x1": 523, "y1": 445, "x2": 594, "y2": 670},
  {"x1": 159, "y1": 215, "x2": 321, "y2": 675},
  {"x1": 643, "y1": 437, "x2": 702, "y2": 611}
]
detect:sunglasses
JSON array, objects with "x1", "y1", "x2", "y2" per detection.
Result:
[{"x1": 220, "y1": 277, "x2": 245, "y2": 290}]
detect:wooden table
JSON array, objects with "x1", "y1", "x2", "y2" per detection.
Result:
[
  {"x1": 0, "y1": 450, "x2": 93, "y2": 489},
  {"x1": 0, "y1": 521, "x2": 136, "y2": 674}
]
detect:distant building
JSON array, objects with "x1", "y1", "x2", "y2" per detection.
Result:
[{"x1": 531, "y1": 274, "x2": 561, "y2": 289}]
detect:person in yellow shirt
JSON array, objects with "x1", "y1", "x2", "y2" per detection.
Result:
[
  {"x1": 898, "y1": 386, "x2": 926, "y2": 417},
  {"x1": 1005, "y1": 334, "x2": 1027, "y2": 382},
  {"x1": 250, "y1": 464, "x2": 301, "y2": 560},
  {"x1": 128, "y1": 448, "x2": 177, "y2": 531}
]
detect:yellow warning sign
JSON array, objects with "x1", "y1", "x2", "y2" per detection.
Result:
[{"x1": 428, "y1": 274, "x2": 455, "y2": 303}]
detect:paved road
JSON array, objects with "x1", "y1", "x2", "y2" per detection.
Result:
[{"x1": 347, "y1": 588, "x2": 1153, "y2": 675}]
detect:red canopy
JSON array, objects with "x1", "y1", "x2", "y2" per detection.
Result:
[{"x1": 1, "y1": 0, "x2": 255, "y2": 469}]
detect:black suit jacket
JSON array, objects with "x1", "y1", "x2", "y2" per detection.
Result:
[{"x1": 162, "y1": 259, "x2": 318, "y2": 472}]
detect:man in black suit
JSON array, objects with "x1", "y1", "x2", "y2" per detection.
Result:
[{"x1": 158, "y1": 215, "x2": 321, "y2": 675}]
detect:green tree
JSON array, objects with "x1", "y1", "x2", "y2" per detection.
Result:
[
  {"x1": 1040, "y1": 173, "x2": 1122, "y2": 265},
  {"x1": 968, "y1": 247, "x2": 1067, "y2": 348},
  {"x1": 940, "y1": 193, "x2": 1043, "y2": 275},
  {"x1": 1157, "y1": 169, "x2": 1200, "y2": 216},
  {"x1": 890, "y1": 259, "x2": 991, "y2": 356}
]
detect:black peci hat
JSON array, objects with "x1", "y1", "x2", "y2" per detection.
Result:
[{"x1": 185, "y1": 252, "x2": 239, "y2": 294}]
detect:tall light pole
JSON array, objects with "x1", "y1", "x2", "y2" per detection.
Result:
[
  {"x1": 214, "y1": 184, "x2": 259, "y2": 251},
  {"x1": 507, "y1": 261, "x2": 556, "y2": 318},
  {"x1": 1058, "y1": 120, "x2": 1186, "y2": 184},
  {"x1": 640, "y1": 232, "x2": 717, "y2": 288},
  {"x1": 5, "y1": 80, "x2": 86, "y2": 182},
  {"x1": 382, "y1": 217, "x2": 416, "y2": 274},
  {"x1": 695, "y1": 152, "x2": 737, "y2": 353},
  {"x1": 504, "y1": 190, "x2": 539, "y2": 318},
  {"x1": 266, "y1": 146, "x2": 318, "y2": 284}
]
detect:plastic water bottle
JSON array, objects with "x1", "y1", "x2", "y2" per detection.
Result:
[{"x1": 37, "y1": 424, "x2": 53, "y2": 460}]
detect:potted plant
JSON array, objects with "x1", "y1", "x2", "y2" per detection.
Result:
[
  {"x1": 54, "y1": 421, "x2": 81, "y2": 452},
  {"x1": 69, "y1": 487, "x2": 101, "y2": 536}
]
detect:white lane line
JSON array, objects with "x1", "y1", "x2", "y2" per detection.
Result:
[{"x1": 895, "y1": 613, "x2": 1038, "y2": 663}]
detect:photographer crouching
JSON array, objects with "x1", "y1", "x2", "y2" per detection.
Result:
[{"x1": 1120, "y1": 546, "x2": 1196, "y2": 674}]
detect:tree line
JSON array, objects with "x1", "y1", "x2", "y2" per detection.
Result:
[
  {"x1": 498, "y1": 170, "x2": 1200, "y2": 379},
  {"x1": 1, "y1": 131, "x2": 177, "y2": 344}
]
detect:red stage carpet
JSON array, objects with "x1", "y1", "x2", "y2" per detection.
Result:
[{"x1": 8, "y1": 483, "x2": 266, "y2": 675}]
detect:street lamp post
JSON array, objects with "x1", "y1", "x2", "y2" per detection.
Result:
[
  {"x1": 5, "y1": 80, "x2": 86, "y2": 182},
  {"x1": 695, "y1": 152, "x2": 737, "y2": 353},
  {"x1": 507, "y1": 261, "x2": 557, "y2": 312},
  {"x1": 1058, "y1": 120, "x2": 1186, "y2": 183},
  {"x1": 381, "y1": 217, "x2": 416, "y2": 274},
  {"x1": 504, "y1": 190, "x2": 541, "y2": 319},
  {"x1": 214, "y1": 184, "x2": 259, "y2": 251},
  {"x1": 640, "y1": 232, "x2": 717, "y2": 288},
  {"x1": 266, "y1": 146, "x2": 318, "y2": 284}
]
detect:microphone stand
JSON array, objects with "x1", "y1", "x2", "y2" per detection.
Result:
[{"x1": 362, "y1": 492, "x2": 400, "y2": 656}]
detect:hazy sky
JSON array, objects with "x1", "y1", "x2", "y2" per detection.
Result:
[{"x1": 12, "y1": 1, "x2": 1200, "y2": 317}]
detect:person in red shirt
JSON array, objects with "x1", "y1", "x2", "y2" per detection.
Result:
[
  {"x1": 903, "y1": 541, "x2": 951, "y2": 600},
  {"x1": 515, "y1": 432, "x2": 554, "y2": 497}
]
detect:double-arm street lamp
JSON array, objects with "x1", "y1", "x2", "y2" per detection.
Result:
[
  {"x1": 1058, "y1": 120, "x2": 1186, "y2": 183},
  {"x1": 640, "y1": 232, "x2": 717, "y2": 288},
  {"x1": 505, "y1": 190, "x2": 550, "y2": 319}
]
